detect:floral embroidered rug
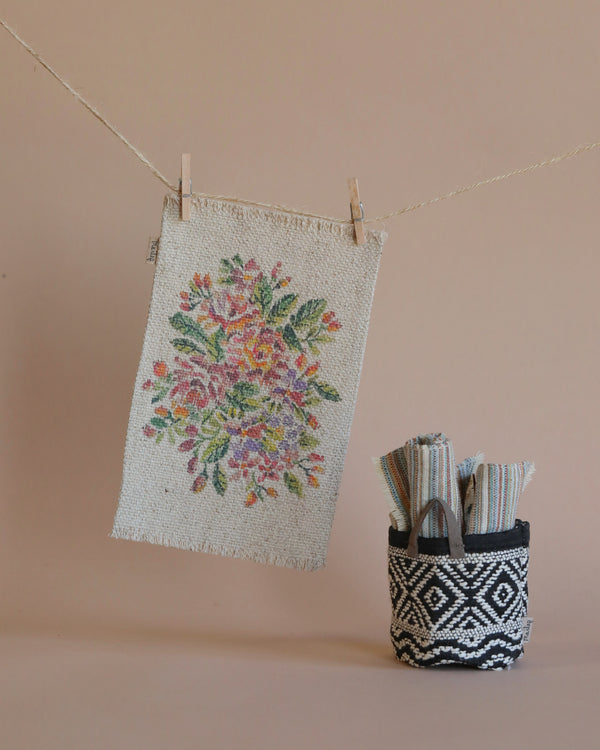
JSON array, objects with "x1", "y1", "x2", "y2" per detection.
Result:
[{"x1": 111, "y1": 195, "x2": 385, "y2": 570}]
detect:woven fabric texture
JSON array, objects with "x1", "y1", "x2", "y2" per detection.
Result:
[
  {"x1": 388, "y1": 520, "x2": 530, "y2": 670},
  {"x1": 464, "y1": 461, "x2": 535, "y2": 534},
  {"x1": 111, "y1": 195, "x2": 385, "y2": 570},
  {"x1": 375, "y1": 433, "x2": 462, "y2": 537}
]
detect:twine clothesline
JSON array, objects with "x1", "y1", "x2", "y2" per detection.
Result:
[{"x1": 2, "y1": 17, "x2": 600, "y2": 225}]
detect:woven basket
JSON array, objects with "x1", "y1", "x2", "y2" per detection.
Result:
[{"x1": 388, "y1": 498, "x2": 530, "y2": 670}]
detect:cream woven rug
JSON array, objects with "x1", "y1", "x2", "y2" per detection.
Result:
[{"x1": 111, "y1": 195, "x2": 385, "y2": 570}]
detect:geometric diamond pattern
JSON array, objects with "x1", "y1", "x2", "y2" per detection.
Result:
[{"x1": 389, "y1": 542, "x2": 529, "y2": 670}]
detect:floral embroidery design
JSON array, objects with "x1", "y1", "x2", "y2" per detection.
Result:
[{"x1": 141, "y1": 255, "x2": 342, "y2": 507}]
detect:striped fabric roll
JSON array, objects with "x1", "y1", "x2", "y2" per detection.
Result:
[
  {"x1": 464, "y1": 461, "x2": 535, "y2": 534},
  {"x1": 403, "y1": 434, "x2": 462, "y2": 537}
]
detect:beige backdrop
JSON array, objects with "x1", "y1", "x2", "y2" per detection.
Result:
[{"x1": 1, "y1": 1, "x2": 598, "y2": 748}]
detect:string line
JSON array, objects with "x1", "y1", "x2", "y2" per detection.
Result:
[{"x1": 2, "y1": 18, "x2": 599, "y2": 225}]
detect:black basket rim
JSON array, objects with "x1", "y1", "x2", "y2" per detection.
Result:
[{"x1": 389, "y1": 519, "x2": 529, "y2": 555}]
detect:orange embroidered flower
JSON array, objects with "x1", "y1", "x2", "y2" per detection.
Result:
[
  {"x1": 308, "y1": 475, "x2": 320, "y2": 488},
  {"x1": 244, "y1": 336, "x2": 274, "y2": 370},
  {"x1": 308, "y1": 415, "x2": 319, "y2": 430},
  {"x1": 153, "y1": 361, "x2": 168, "y2": 378},
  {"x1": 327, "y1": 321, "x2": 342, "y2": 332},
  {"x1": 245, "y1": 491, "x2": 258, "y2": 507},
  {"x1": 305, "y1": 363, "x2": 319, "y2": 377},
  {"x1": 154, "y1": 406, "x2": 169, "y2": 417},
  {"x1": 173, "y1": 406, "x2": 189, "y2": 419},
  {"x1": 296, "y1": 353, "x2": 307, "y2": 370},
  {"x1": 266, "y1": 487, "x2": 278, "y2": 497},
  {"x1": 322, "y1": 311, "x2": 335, "y2": 324}
]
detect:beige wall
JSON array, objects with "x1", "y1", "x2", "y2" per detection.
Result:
[{"x1": 1, "y1": 1, "x2": 598, "y2": 746}]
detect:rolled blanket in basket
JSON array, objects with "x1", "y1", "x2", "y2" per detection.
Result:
[
  {"x1": 375, "y1": 433, "x2": 462, "y2": 537},
  {"x1": 111, "y1": 194, "x2": 386, "y2": 570},
  {"x1": 403, "y1": 433, "x2": 462, "y2": 537},
  {"x1": 464, "y1": 461, "x2": 535, "y2": 534}
]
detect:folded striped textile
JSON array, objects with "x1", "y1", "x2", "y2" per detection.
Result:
[
  {"x1": 463, "y1": 461, "x2": 535, "y2": 534},
  {"x1": 374, "y1": 433, "x2": 462, "y2": 537}
]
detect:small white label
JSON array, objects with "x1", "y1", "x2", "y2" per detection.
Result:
[
  {"x1": 522, "y1": 617, "x2": 534, "y2": 644},
  {"x1": 146, "y1": 236, "x2": 159, "y2": 264}
]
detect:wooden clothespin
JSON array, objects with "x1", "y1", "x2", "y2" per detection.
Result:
[
  {"x1": 180, "y1": 153, "x2": 192, "y2": 221},
  {"x1": 348, "y1": 177, "x2": 365, "y2": 245}
]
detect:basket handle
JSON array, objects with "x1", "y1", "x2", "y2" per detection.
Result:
[{"x1": 407, "y1": 498, "x2": 465, "y2": 559}]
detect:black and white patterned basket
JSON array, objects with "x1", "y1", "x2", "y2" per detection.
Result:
[{"x1": 388, "y1": 498, "x2": 530, "y2": 670}]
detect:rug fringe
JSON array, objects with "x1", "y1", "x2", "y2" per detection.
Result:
[
  {"x1": 522, "y1": 461, "x2": 536, "y2": 490},
  {"x1": 110, "y1": 525, "x2": 325, "y2": 571}
]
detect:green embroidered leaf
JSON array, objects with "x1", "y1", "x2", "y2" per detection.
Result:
[
  {"x1": 201, "y1": 433, "x2": 230, "y2": 463},
  {"x1": 292, "y1": 403, "x2": 306, "y2": 423},
  {"x1": 218, "y1": 258, "x2": 235, "y2": 285},
  {"x1": 264, "y1": 425, "x2": 284, "y2": 441},
  {"x1": 311, "y1": 380, "x2": 341, "y2": 402},
  {"x1": 150, "y1": 417, "x2": 168, "y2": 429},
  {"x1": 226, "y1": 392, "x2": 260, "y2": 412},
  {"x1": 155, "y1": 431, "x2": 164, "y2": 445},
  {"x1": 291, "y1": 299, "x2": 327, "y2": 329},
  {"x1": 169, "y1": 312, "x2": 209, "y2": 343},
  {"x1": 284, "y1": 471, "x2": 303, "y2": 498},
  {"x1": 233, "y1": 382, "x2": 259, "y2": 398},
  {"x1": 298, "y1": 431, "x2": 320, "y2": 450},
  {"x1": 262, "y1": 437, "x2": 278, "y2": 453},
  {"x1": 282, "y1": 324, "x2": 303, "y2": 351},
  {"x1": 201, "y1": 410, "x2": 214, "y2": 425},
  {"x1": 252, "y1": 278, "x2": 273, "y2": 314},
  {"x1": 167, "y1": 427, "x2": 176, "y2": 444},
  {"x1": 206, "y1": 329, "x2": 226, "y2": 362},
  {"x1": 213, "y1": 464, "x2": 227, "y2": 496},
  {"x1": 232, "y1": 254, "x2": 244, "y2": 267},
  {"x1": 267, "y1": 294, "x2": 298, "y2": 324},
  {"x1": 303, "y1": 396, "x2": 321, "y2": 407},
  {"x1": 171, "y1": 338, "x2": 205, "y2": 356}
]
